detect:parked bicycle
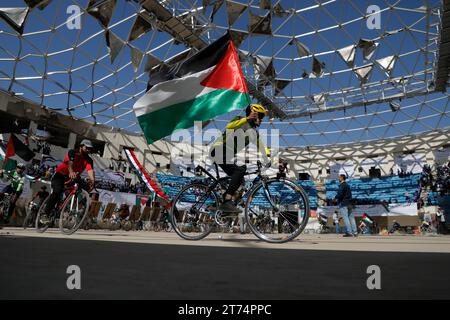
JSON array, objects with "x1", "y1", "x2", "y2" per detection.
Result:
[
  {"x1": 170, "y1": 161, "x2": 310, "y2": 243},
  {"x1": 35, "y1": 175, "x2": 92, "y2": 235},
  {"x1": 23, "y1": 201, "x2": 40, "y2": 229},
  {"x1": 0, "y1": 193, "x2": 12, "y2": 223}
]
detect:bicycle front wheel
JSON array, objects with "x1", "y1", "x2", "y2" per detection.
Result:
[
  {"x1": 245, "y1": 179, "x2": 310, "y2": 243},
  {"x1": 59, "y1": 190, "x2": 91, "y2": 235},
  {"x1": 35, "y1": 196, "x2": 52, "y2": 233},
  {"x1": 23, "y1": 206, "x2": 37, "y2": 229},
  {"x1": 170, "y1": 182, "x2": 218, "y2": 240}
]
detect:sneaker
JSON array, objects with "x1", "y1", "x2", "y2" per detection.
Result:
[
  {"x1": 343, "y1": 233, "x2": 353, "y2": 237},
  {"x1": 218, "y1": 201, "x2": 242, "y2": 214},
  {"x1": 39, "y1": 214, "x2": 50, "y2": 224},
  {"x1": 353, "y1": 233, "x2": 358, "y2": 237}
]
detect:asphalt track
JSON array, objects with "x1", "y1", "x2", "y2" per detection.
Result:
[{"x1": 1, "y1": 229, "x2": 450, "y2": 299}]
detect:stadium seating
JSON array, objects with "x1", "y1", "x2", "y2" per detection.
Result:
[
  {"x1": 156, "y1": 173, "x2": 319, "y2": 209},
  {"x1": 325, "y1": 174, "x2": 421, "y2": 204}
]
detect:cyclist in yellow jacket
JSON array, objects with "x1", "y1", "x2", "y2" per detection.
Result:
[{"x1": 210, "y1": 104, "x2": 270, "y2": 213}]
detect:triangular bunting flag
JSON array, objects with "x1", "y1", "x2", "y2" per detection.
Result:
[
  {"x1": 290, "y1": 38, "x2": 310, "y2": 58},
  {"x1": 229, "y1": 29, "x2": 248, "y2": 48},
  {"x1": 337, "y1": 44, "x2": 356, "y2": 68},
  {"x1": 376, "y1": 55, "x2": 397, "y2": 77},
  {"x1": 128, "y1": 14, "x2": 152, "y2": 42},
  {"x1": 130, "y1": 45, "x2": 144, "y2": 72},
  {"x1": 226, "y1": 0, "x2": 247, "y2": 26},
  {"x1": 354, "y1": 64, "x2": 374, "y2": 84},
  {"x1": 144, "y1": 54, "x2": 162, "y2": 73},
  {"x1": 24, "y1": 0, "x2": 51, "y2": 10},
  {"x1": 87, "y1": 0, "x2": 116, "y2": 28},
  {"x1": 312, "y1": 57, "x2": 324, "y2": 78},
  {"x1": 0, "y1": 7, "x2": 29, "y2": 34},
  {"x1": 249, "y1": 11, "x2": 272, "y2": 35},
  {"x1": 105, "y1": 30, "x2": 125, "y2": 64}
]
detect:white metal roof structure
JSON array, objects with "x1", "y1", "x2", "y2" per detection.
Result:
[{"x1": 0, "y1": 0, "x2": 448, "y2": 148}]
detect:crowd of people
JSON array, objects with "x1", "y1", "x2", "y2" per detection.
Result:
[{"x1": 420, "y1": 162, "x2": 450, "y2": 196}]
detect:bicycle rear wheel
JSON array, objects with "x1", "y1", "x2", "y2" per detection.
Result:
[
  {"x1": 23, "y1": 205, "x2": 37, "y2": 229},
  {"x1": 35, "y1": 196, "x2": 53, "y2": 233},
  {"x1": 170, "y1": 182, "x2": 218, "y2": 240},
  {"x1": 0, "y1": 195, "x2": 11, "y2": 218},
  {"x1": 245, "y1": 179, "x2": 310, "y2": 243},
  {"x1": 59, "y1": 190, "x2": 91, "y2": 235}
]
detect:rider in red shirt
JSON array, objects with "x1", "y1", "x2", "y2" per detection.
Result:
[{"x1": 40, "y1": 139, "x2": 95, "y2": 223}]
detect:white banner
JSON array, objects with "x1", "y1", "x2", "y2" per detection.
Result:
[
  {"x1": 434, "y1": 148, "x2": 450, "y2": 164},
  {"x1": 329, "y1": 160, "x2": 355, "y2": 179},
  {"x1": 360, "y1": 156, "x2": 388, "y2": 172},
  {"x1": 318, "y1": 203, "x2": 418, "y2": 217},
  {"x1": 394, "y1": 153, "x2": 425, "y2": 174},
  {"x1": 98, "y1": 189, "x2": 136, "y2": 206}
]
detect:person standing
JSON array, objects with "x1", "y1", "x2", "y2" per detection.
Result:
[
  {"x1": 332, "y1": 210, "x2": 341, "y2": 234},
  {"x1": 334, "y1": 174, "x2": 356, "y2": 237}
]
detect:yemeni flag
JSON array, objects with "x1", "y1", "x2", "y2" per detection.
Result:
[
  {"x1": 2, "y1": 134, "x2": 35, "y2": 169},
  {"x1": 133, "y1": 33, "x2": 250, "y2": 144}
]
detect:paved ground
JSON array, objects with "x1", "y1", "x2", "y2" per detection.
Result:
[{"x1": 1, "y1": 228, "x2": 450, "y2": 299}]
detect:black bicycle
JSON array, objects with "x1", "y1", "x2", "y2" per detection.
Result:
[
  {"x1": 0, "y1": 193, "x2": 11, "y2": 223},
  {"x1": 170, "y1": 161, "x2": 310, "y2": 243},
  {"x1": 23, "y1": 200, "x2": 40, "y2": 229}
]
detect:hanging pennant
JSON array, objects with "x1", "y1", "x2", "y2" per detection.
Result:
[
  {"x1": 357, "y1": 39, "x2": 379, "y2": 61},
  {"x1": 273, "y1": 80, "x2": 291, "y2": 96},
  {"x1": 289, "y1": 38, "x2": 311, "y2": 58},
  {"x1": 337, "y1": 44, "x2": 356, "y2": 68},
  {"x1": 130, "y1": 45, "x2": 144, "y2": 72},
  {"x1": 87, "y1": 0, "x2": 116, "y2": 28},
  {"x1": 273, "y1": 3, "x2": 291, "y2": 17},
  {"x1": 23, "y1": 0, "x2": 51, "y2": 10},
  {"x1": 259, "y1": 0, "x2": 271, "y2": 10},
  {"x1": 0, "y1": 7, "x2": 29, "y2": 34},
  {"x1": 229, "y1": 29, "x2": 248, "y2": 48},
  {"x1": 249, "y1": 11, "x2": 272, "y2": 35},
  {"x1": 128, "y1": 14, "x2": 152, "y2": 42},
  {"x1": 353, "y1": 64, "x2": 374, "y2": 84},
  {"x1": 106, "y1": 30, "x2": 125, "y2": 64},
  {"x1": 312, "y1": 57, "x2": 325, "y2": 78},
  {"x1": 144, "y1": 54, "x2": 162, "y2": 73},
  {"x1": 376, "y1": 55, "x2": 397, "y2": 77},
  {"x1": 210, "y1": 0, "x2": 224, "y2": 23},
  {"x1": 226, "y1": 0, "x2": 247, "y2": 26},
  {"x1": 253, "y1": 55, "x2": 276, "y2": 80}
]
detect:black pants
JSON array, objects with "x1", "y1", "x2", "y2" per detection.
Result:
[
  {"x1": 211, "y1": 147, "x2": 247, "y2": 197},
  {"x1": 44, "y1": 172, "x2": 68, "y2": 216},
  {"x1": 219, "y1": 163, "x2": 247, "y2": 197}
]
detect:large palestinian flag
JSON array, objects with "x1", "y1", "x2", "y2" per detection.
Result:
[
  {"x1": 1, "y1": 134, "x2": 35, "y2": 170},
  {"x1": 133, "y1": 33, "x2": 250, "y2": 144}
]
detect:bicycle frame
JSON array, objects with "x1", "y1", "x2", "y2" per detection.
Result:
[{"x1": 195, "y1": 162, "x2": 277, "y2": 210}]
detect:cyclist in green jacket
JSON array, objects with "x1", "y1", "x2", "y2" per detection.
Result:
[
  {"x1": 210, "y1": 104, "x2": 271, "y2": 213},
  {"x1": 0, "y1": 163, "x2": 26, "y2": 224}
]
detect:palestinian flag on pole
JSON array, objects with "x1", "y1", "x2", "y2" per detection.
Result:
[
  {"x1": 133, "y1": 33, "x2": 250, "y2": 144},
  {"x1": 2, "y1": 134, "x2": 35, "y2": 169},
  {"x1": 362, "y1": 214, "x2": 374, "y2": 225}
]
